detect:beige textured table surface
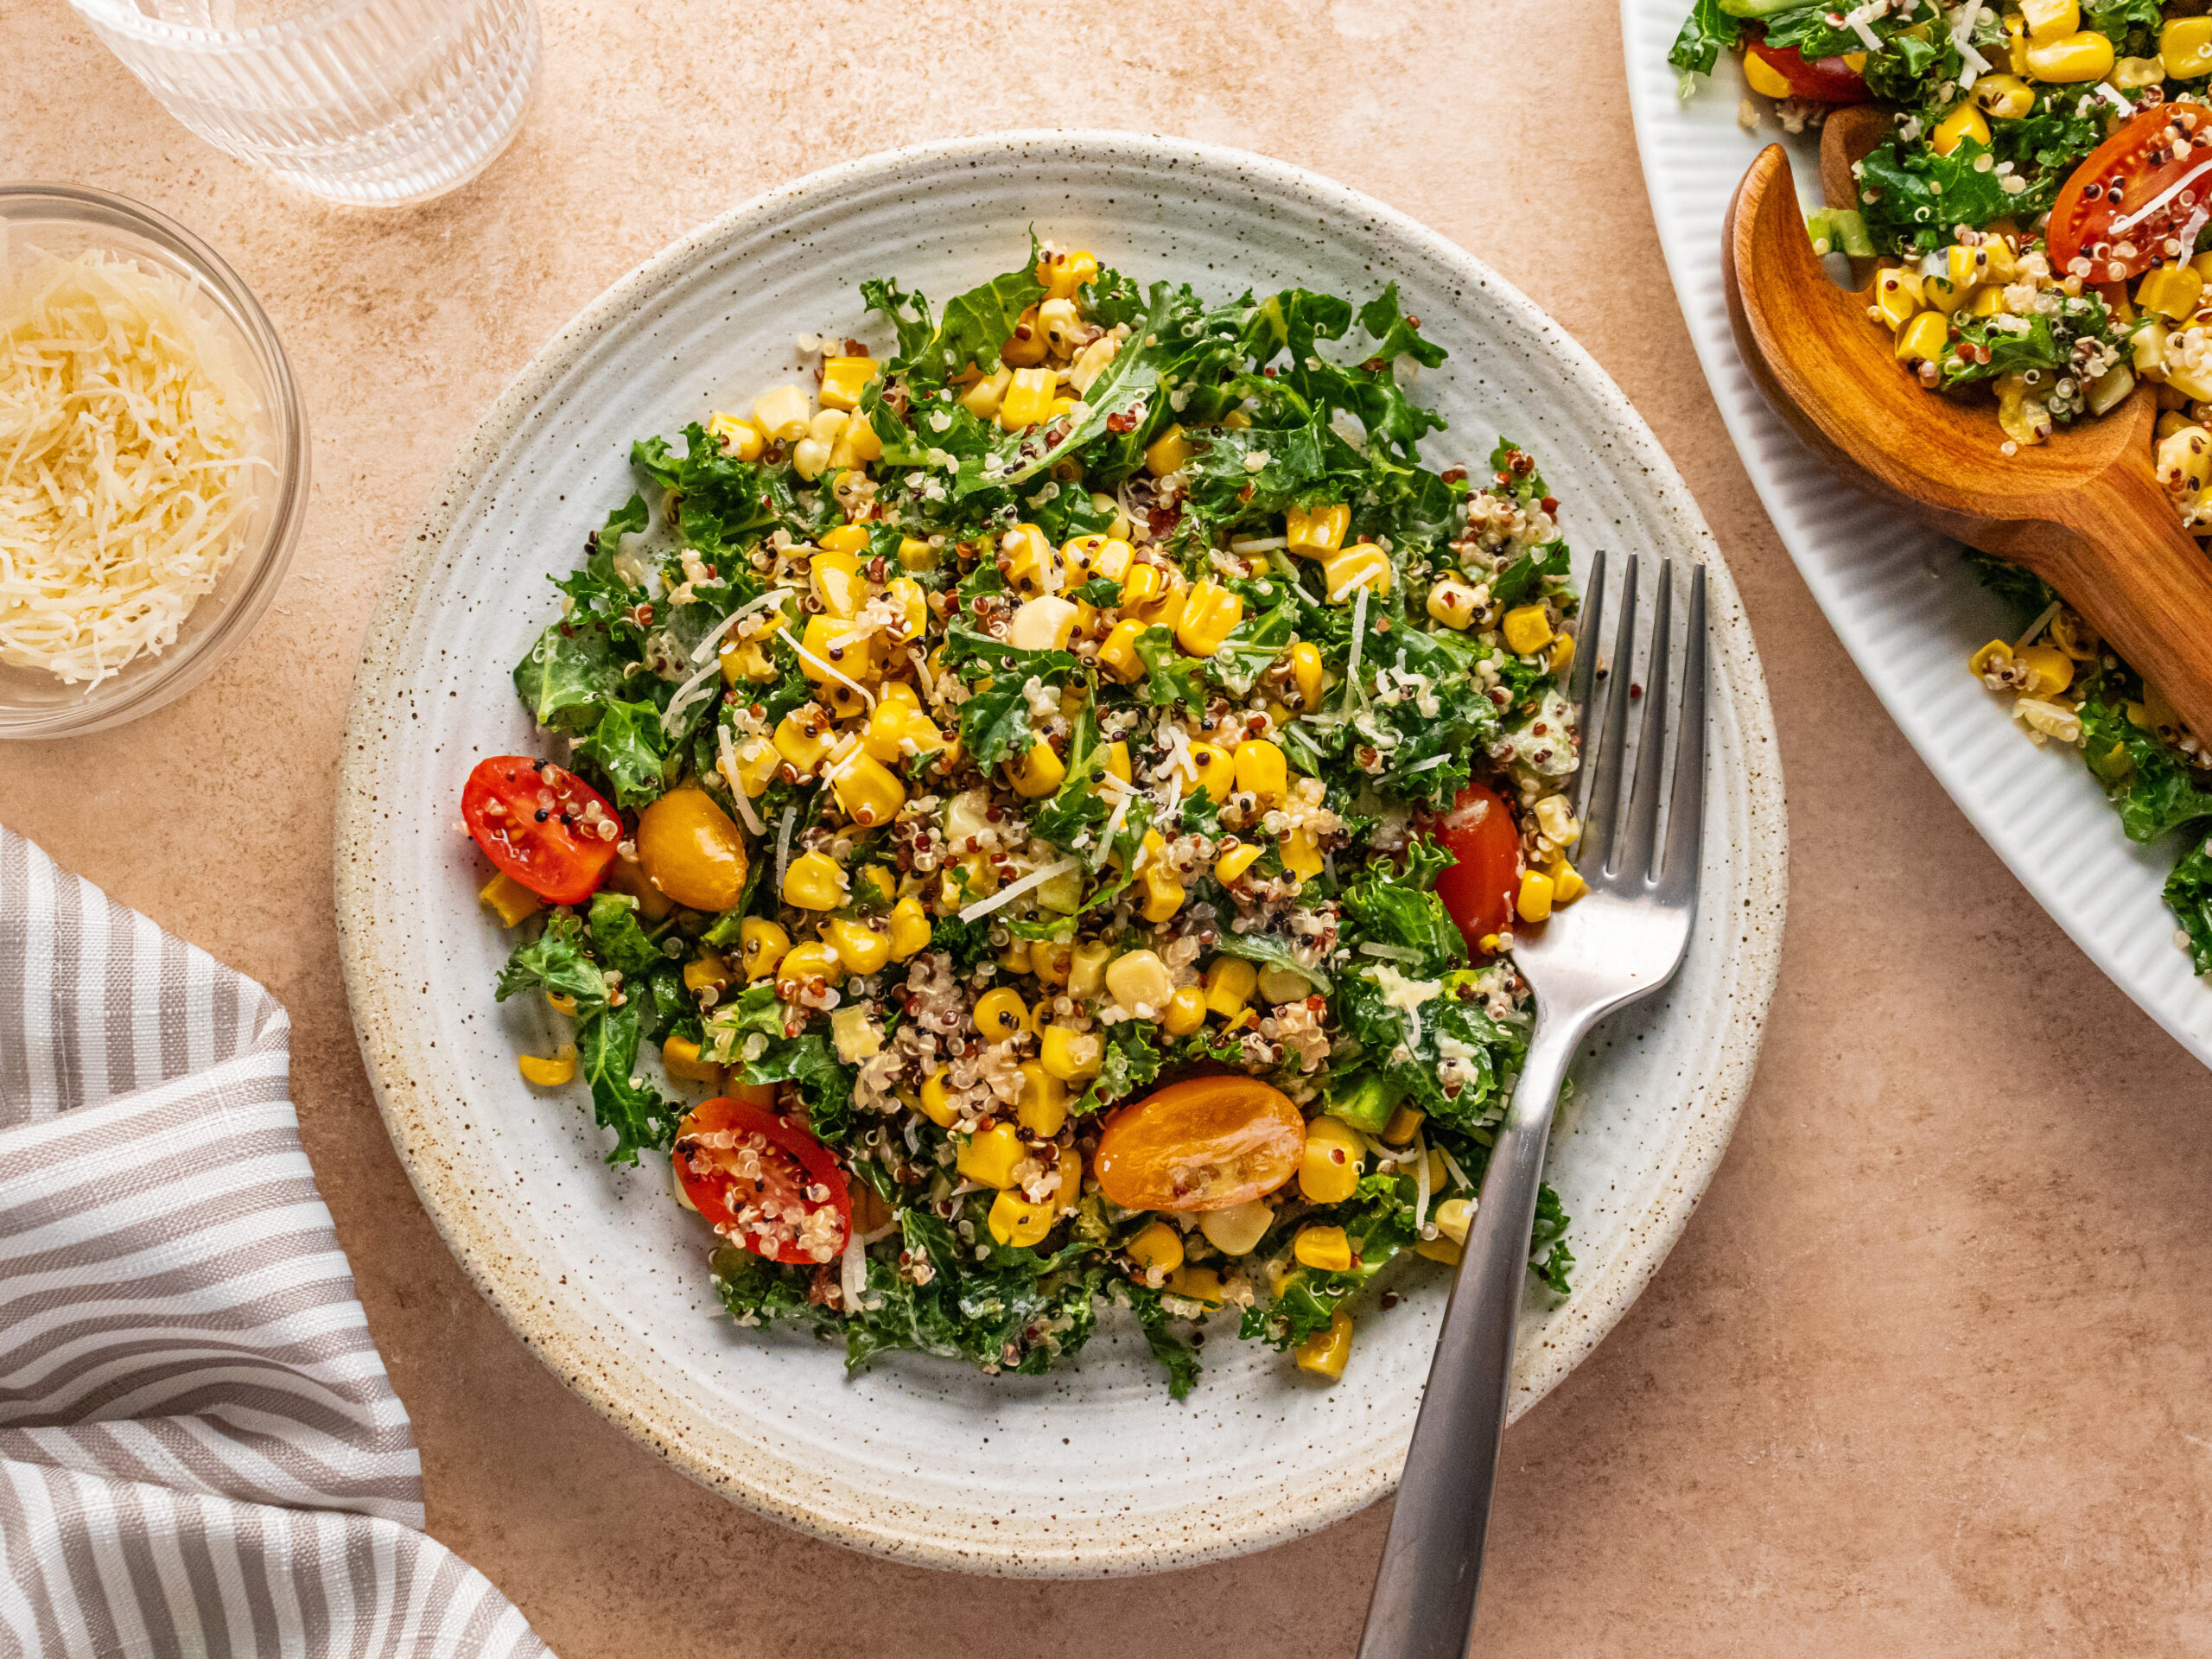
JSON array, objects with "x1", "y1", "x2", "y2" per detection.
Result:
[{"x1": 9, "y1": 1, "x2": 2212, "y2": 1652}]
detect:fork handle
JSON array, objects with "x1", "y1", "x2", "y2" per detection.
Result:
[{"x1": 1355, "y1": 1012, "x2": 1591, "y2": 1659}]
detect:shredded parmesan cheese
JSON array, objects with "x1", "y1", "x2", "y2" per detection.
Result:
[
  {"x1": 779, "y1": 625, "x2": 875, "y2": 709},
  {"x1": 715, "y1": 725, "x2": 766, "y2": 836},
  {"x1": 957, "y1": 855, "x2": 1081, "y2": 923},
  {"x1": 0, "y1": 249, "x2": 268, "y2": 684}
]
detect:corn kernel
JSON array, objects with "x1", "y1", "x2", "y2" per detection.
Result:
[
  {"x1": 1103, "y1": 948, "x2": 1173, "y2": 1013},
  {"x1": 1287, "y1": 640, "x2": 1325, "y2": 710},
  {"x1": 1968, "y1": 285, "x2": 2009, "y2": 319},
  {"x1": 1517, "y1": 868, "x2": 1555, "y2": 923},
  {"x1": 1031, "y1": 942, "x2": 1073, "y2": 988},
  {"x1": 2016, "y1": 644, "x2": 2075, "y2": 697},
  {"x1": 917, "y1": 1070, "x2": 959, "y2": 1128},
  {"x1": 1972, "y1": 71, "x2": 2035, "y2": 115},
  {"x1": 1186, "y1": 741, "x2": 1234, "y2": 801},
  {"x1": 1872, "y1": 267, "x2": 1925, "y2": 331},
  {"x1": 2140, "y1": 264, "x2": 2206, "y2": 322},
  {"x1": 1281, "y1": 827, "x2": 1325, "y2": 883},
  {"x1": 1168, "y1": 1267, "x2": 1224, "y2": 1308},
  {"x1": 2024, "y1": 29, "x2": 2113, "y2": 80},
  {"x1": 661, "y1": 1033, "x2": 723, "y2": 1087},
  {"x1": 1501, "y1": 605, "x2": 1554, "y2": 656},
  {"x1": 774, "y1": 940, "x2": 844, "y2": 997},
  {"x1": 1294, "y1": 1225, "x2": 1353, "y2": 1273},
  {"x1": 706, "y1": 410, "x2": 765, "y2": 461},
  {"x1": 1231, "y1": 738, "x2": 1287, "y2": 807},
  {"x1": 1894, "y1": 310, "x2": 1949, "y2": 364},
  {"x1": 1215, "y1": 842, "x2": 1263, "y2": 885},
  {"x1": 741, "y1": 917, "x2": 790, "y2": 981},
  {"x1": 1549, "y1": 632, "x2": 1577, "y2": 675},
  {"x1": 887, "y1": 896, "x2": 931, "y2": 961},
  {"x1": 959, "y1": 365, "x2": 1012, "y2": 419},
  {"x1": 1382, "y1": 1103, "x2": 1426, "y2": 1147},
  {"x1": 1427, "y1": 578, "x2": 1479, "y2": 629},
  {"x1": 1300, "y1": 1116, "x2": 1363, "y2": 1205},
  {"x1": 1014, "y1": 1062, "x2": 1069, "y2": 1138},
  {"x1": 1549, "y1": 857, "x2": 1588, "y2": 907},
  {"x1": 1097, "y1": 618, "x2": 1147, "y2": 683},
  {"x1": 1039, "y1": 246, "x2": 1098, "y2": 301},
  {"x1": 1067, "y1": 940, "x2": 1113, "y2": 999},
  {"x1": 829, "y1": 749, "x2": 906, "y2": 828},
  {"x1": 1968, "y1": 639, "x2": 2014, "y2": 679},
  {"x1": 823, "y1": 916, "x2": 893, "y2": 976},
  {"x1": 479, "y1": 872, "x2": 541, "y2": 927},
  {"x1": 974, "y1": 987, "x2": 1033, "y2": 1043},
  {"x1": 829, "y1": 416, "x2": 881, "y2": 469},
  {"x1": 1931, "y1": 100, "x2": 1992, "y2": 156},
  {"x1": 2166, "y1": 15, "x2": 2212, "y2": 75},
  {"x1": 1202, "y1": 957, "x2": 1258, "y2": 1020},
  {"x1": 810, "y1": 548, "x2": 865, "y2": 618},
  {"x1": 1127, "y1": 1220, "x2": 1185, "y2": 1276},
  {"x1": 1010, "y1": 741, "x2": 1067, "y2": 798},
  {"x1": 783, "y1": 850, "x2": 849, "y2": 910},
  {"x1": 1141, "y1": 859, "x2": 1185, "y2": 924},
  {"x1": 2019, "y1": 0, "x2": 2076, "y2": 41},
  {"x1": 819, "y1": 355, "x2": 878, "y2": 411},
  {"x1": 683, "y1": 952, "x2": 731, "y2": 996},
  {"x1": 1161, "y1": 985, "x2": 1208, "y2": 1036},
  {"x1": 1742, "y1": 48, "x2": 1794, "y2": 97},
  {"x1": 1192, "y1": 1198, "x2": 1268, "y2": 1257},
  {"x1": 752, "y1": 384, "x2": 811, "y2": 442},
  {"x1": 518, "y1": 1046, "x2": 576, "y2": 1088},
  {"x1": 958, "y1": 1122, "x2": 1027, "y2": 1188},
  {"x1": 999, "y1": 365, "x2": 1058, "y2": 430},
  {"x1": 1039, "y1": 1024, "x2": 1103, "y2": 1081},
  {"x1": 1001, "y1": 306, "x2": 1047, "y2": 367},
  {"x1": 1294, "y1": 1308, "x2": 1353, "y2": 1380},
  {"x1": 1285, "y1": 501, "x2": 1351, "y2": 555},
  {"x1": 988, "y1": 1188, "x2": 1056, "y2": 1249},
  {"x1": 1433, "y1": 1196, "x2": 1474, "y2": 1246},
  {"x1": 1145, "y1": 423, "x2": 1194, "y2": 477},
  {"x1": 1175, "y1": 580, "x2": 1245, "y2": 657},
  {"x1": 1321, "y1": 543, "x2": 1391, "y2": 601}
]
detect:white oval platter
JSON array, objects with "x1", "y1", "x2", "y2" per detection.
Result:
[{"x1": 1623, "y1": 10, "x2": 2212, "y2": 1064}]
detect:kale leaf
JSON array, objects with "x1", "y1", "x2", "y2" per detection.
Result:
[{"x1": 494, "y1": 912, "x2": 681, "y2": 1166}]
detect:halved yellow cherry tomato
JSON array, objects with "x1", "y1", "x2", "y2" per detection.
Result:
[
  {"x1": 635, "y1": 785, "x2": 748, "y2": 911},
  {"x1": 1094, "y1": 1077, "x2": 1306, "y2": 1212}
]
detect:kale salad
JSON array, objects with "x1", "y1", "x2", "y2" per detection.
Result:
[{"x1": 459, "y1": 243, "x2": 1589, "y2": 1395}]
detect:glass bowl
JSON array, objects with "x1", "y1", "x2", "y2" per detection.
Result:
[{"x1": 0, "y1": 183, "x2": 308, "y2": 739}]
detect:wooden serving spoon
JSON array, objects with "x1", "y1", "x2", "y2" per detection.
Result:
[{"x1": 1723, "y1": 136, "x2": 2212, "y2": 740}]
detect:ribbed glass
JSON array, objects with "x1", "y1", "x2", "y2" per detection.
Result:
[{"x1": 68, "y1": 0, "x2": 539, "y2": 207}]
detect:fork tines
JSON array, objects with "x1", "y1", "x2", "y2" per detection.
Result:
[{"x1": 1566, "y1": 551, "x2": 1708, "y2": 900}]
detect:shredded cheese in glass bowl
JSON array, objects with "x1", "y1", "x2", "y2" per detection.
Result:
[{"x1": 0, "y1": 185, "x2": 307, "y2": 738}]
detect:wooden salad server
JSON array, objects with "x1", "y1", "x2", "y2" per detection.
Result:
[{"x1": 1722, "y1": 136, "x2": 2212, "y2": 741}]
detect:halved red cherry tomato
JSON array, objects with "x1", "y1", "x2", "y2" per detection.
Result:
[
  {"x1": 2049, "y1": 103, "x2": 2212, "y2": 283},
  {"x1": 673, "y1": 1097, "x2": 852, "y2": 1266},
  {"x1": 461, "y1": 756, "x2": 620, "y2": 904},
  {"x1": 1745, "y1": 39, "x2": 1870, "y2": 104},
  {"x1": 1427, "y1": 781, "x2": 1522, "y2": 956}
]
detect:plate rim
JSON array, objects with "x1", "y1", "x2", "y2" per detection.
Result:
[{"x1": 334, "y1": 125, "x2": 1790, "y2": 1575}]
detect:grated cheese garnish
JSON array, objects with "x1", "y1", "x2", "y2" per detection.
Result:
[
  {"x1": 0, "y1": 248, "x2": 268, "y2": 685},
  {"x1": 957, "y1": 855, "x2": 1082, "y2": 923}
]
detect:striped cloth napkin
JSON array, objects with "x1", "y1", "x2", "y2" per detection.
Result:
[{"x1": 0, "y1": 829, "x2": 552, "y2": 1658}]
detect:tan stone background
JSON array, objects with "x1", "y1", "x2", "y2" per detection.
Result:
[{"x1": 8, "y1": 0, "x2": 2212, "y2": 1651}]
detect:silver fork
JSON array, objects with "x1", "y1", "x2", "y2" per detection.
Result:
[{"x1": 1357, "y1": 551, "x2": 1710, "y2": 1659}]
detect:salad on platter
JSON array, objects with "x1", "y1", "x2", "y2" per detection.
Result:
[
  {"x1": 460, "y1": 243, "x2": 1591, "y2": 1396},
  {"x1": 1672, "y1": 0, "x2": 2212, "y2": 969}
]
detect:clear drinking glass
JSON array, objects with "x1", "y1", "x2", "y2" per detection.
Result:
[{"x1": 67, "y1": 0, "x2": 540, "y2": 207}]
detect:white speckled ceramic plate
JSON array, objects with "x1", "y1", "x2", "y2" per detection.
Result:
[
  {"x1": 334, "y1": 131, "x2": 1786, "y2": 1576},
  {"x1": 1624, "y1": 12, "x2": 2212, "y2": 1065}
]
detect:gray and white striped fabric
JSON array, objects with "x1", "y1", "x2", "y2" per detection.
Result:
[{"x1": 0, "y1": 828, "x2": 552, "y2": 1659}]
